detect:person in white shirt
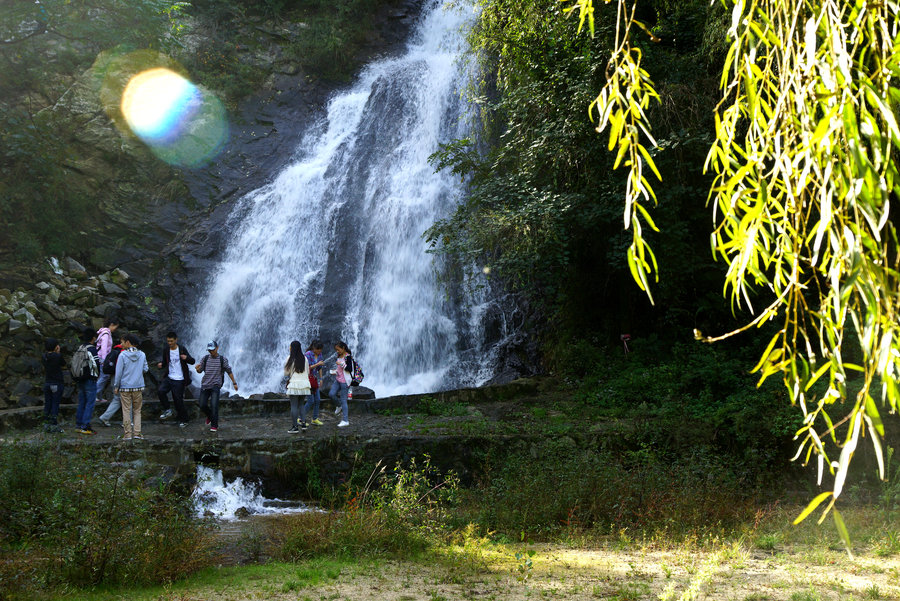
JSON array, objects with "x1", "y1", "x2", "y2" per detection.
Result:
[{"x1": 156, "y1": 331, "x2": 195, "y2": 427}]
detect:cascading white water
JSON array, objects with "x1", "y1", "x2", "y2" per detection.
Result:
[
  {"x1": 192, "y1": 465, "x2": 310, "y2": 520},
  {"x1": 189, "y1": 0, "x2": 504, "y2": 397}
]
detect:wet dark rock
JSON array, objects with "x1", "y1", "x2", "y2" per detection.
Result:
[
  {"x1": 100, "y1": 282, "x2": 127, "y2": 296},
  {"x1": 17, "y1": 394, "x2": 41, "y2": 408},
  {"x1": 350, "y1": 386, "x2": 375, "y2": 400},
  {"x1": 234, "y1": 507, "x2": 252, "y2": 518}
]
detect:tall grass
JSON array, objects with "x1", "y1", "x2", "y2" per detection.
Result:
[{"x1": 0, "y1": 443, "x2": 215, "y2": 595}]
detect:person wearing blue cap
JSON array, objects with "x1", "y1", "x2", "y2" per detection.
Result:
[{"x1": 194, "y1": 340, "x2": 237, "y2": 432}]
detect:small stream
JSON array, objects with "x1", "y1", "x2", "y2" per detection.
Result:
[{"x1": 191, "y1": 465, "x2": 312, "y2": 521}]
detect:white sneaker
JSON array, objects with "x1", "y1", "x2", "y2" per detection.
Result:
[
  {"x1": 334, "y1": 406, "x2": 341, "y2": 415},
  {"x1": 160, "y1": 409, "x2": 175, "y2": 420},
  {"x1": 337, "y1": 420, "x2": 349, "y2": 427}
]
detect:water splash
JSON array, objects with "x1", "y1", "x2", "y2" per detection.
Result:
[{"x1": 191, "y1": 465, "x2": 309, "y2": 521}]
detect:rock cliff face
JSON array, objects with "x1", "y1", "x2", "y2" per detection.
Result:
[
  {"x1": 0, "y1": 258, "x2": 160, "y2": 409},
  {"x1": 0, "y1": 0, "x2": 426, "y2": 407}
]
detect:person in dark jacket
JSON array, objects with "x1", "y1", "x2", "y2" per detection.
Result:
[
  {"x1": 42, "y1": 337, "x2": 64, "y2": 433},
  {"x1": 156, "y1": 331, "x2": 195, "y2": 427}
]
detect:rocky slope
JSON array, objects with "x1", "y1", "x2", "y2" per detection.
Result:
[{"x1": 0, "y1": 0, "x2": 426, "y2": 408}]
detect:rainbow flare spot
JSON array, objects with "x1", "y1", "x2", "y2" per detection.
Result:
[{"x1": 120, "y1": 67, "x2": 227, "y2": 168}]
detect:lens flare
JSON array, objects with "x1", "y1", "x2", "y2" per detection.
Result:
[
  {"x1": 122, "y1": 69, "x2": 199, "y2": 143},
  {"x1": 116, "y1": 66, "x2": 227, "y2": 168}
]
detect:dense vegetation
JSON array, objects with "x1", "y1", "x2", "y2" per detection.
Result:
[
  {"x1": 427, "y1": 0, "x2": 733, "y2": 352},
  {"x1": 0, "y1": 443, "x2": 212, "y2": 596},
  {"x1": 430, "y1": 0, "x2": 900, "y2": 521}
]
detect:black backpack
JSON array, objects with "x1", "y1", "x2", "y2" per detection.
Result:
[{"x1": 102, "y1": 348, "x2": 121, "y2": 375}]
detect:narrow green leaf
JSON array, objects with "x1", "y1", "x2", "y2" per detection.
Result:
[
  {"x1": 793, "y1": 491, "x2": 833, "y2": 525},
  {"x1": 833, "y1": 509, "x2": 854, "y2": 559}
]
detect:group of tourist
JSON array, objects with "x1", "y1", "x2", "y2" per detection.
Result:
[{"x1": 41, "y1": 321, "x2": 362, "y2": 439}]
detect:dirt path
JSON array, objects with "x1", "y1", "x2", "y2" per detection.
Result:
[{"x1": 139, "y1": 542, "x2": 899, "y2": 601}]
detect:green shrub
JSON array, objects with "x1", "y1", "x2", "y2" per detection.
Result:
[
  {"x1": 465, "y1": 439, "x2": 758, "y2": 537},
  {"x1": 0, "y1": 443, "x2": 214, "y2": 593},
  {"x1": 273, "y1": 455, "x2": 459, "y2": 560}
]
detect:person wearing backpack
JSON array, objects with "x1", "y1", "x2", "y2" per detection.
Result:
[
  {"x1": 94, "y1": 318, "x2": 119, "y2": 404},
  {"x1": 113, "y1": 333, "x2": 149, "y2": 441},
  {"x1": 97, "y1": 337, "x2": 124, "y2": 427},
  {"x1": 195, "y1": 340, "x2": 238, "y2": 432},
  {"x1": 328, "y1": 341, "x2": 353, "y2": 428},
  {"x1": 42, "y1": 337, "x2": 64, "y2": 433},
  {"x1": 72, "y1": 326, "x2": 101, "y2": 435}
]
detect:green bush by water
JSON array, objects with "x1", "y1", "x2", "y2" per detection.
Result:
[{"x1": 0, "y1": 443, "x2": 214, "y2": 595}]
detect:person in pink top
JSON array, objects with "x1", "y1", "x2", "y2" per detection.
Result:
[
  {"x1": 328, "y1": 341, "x2": 353, "y2": 428},
  {"x1": 94, "y1": 318, "x2": 119, "y2": 403}
]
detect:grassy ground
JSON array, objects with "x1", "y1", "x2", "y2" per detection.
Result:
[{"x1": 25, "y1": 505, "x2": 900, "y2": 601}]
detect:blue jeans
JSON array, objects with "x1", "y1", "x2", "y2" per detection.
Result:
[
  {"x1": 43, "y1": 382, "x2": 63, "y2": 424},
  {"x1": 75, "y1": 379, "x2": 98, "y2": 429},
  {"x1": 198, "y1": 388, "x2": 221, "y2": 428},
  {"x1": 95, "y1": 372, "x2": 111, "y2": 401},
  {"x1": 308, "y1": 388, "x2": 321, "y2": 420},
  {"x1": 99, "y1": 391, "x2": 122, "y2": 422},
  {"x1": 329, "y1": 381, "x2": 349, "y2": 422}
]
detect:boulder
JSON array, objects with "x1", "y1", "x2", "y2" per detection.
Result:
[
  {"x1": 35, "y1": 281, "x2": 52, "y2": 291},
  {"x1": 110, "y1": 268, "x2": 130, "y2": 286},
  {"x1": 101, "y1": 281, "x2": 127, "y2": 296},
  {"x1": 12, "y1": 378, "x2": 35, "y2": 396},
  {"x1": 45, "y1": 286, "x2": 61, "y2": 302},
  {"x1": 66, "y1": 288, "x2": 94, "y2": 303},
  {"x1": 12, "y1": 308, "x2": 38, "y2": 328},
  {"x1": 65, "y1": 309, "x2": 89, "y2": 322},
  {"x1": 349, "y1": 385, "x2": 375, "y2": 400},
  {"x1": 6, "y1": 356, "x2": 29, "y2": 374},
  {"x1": 93, "y1": 301, "x2": 123, "y2": 317},
  {"x1": 43, "y1": 301, "x2": 69, "y2": 321},
  {"x1": 7, "y1": 319, "x2": 25, "y2": 334},
  {"x1": 17, "y1": 394, "x2": 41, "y2": 408},
  {"x1": 64, "y1": 257, "x2": 88, "y2": 277}
]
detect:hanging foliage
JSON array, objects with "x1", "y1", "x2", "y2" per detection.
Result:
[{"x1": 568, "y1": 0, "x2": 900, "y2": 532}]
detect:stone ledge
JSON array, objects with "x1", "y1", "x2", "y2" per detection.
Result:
[{"x1": 0, "y1": 378, "x2": 542, "y2": 433}]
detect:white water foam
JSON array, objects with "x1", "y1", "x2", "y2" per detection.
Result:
[
  {"x1": 188, "y1": 1, "x2": 508, "y2": 397},
  {"x1": 191, "y1": 465, "x2": 310, "y2": 521}
]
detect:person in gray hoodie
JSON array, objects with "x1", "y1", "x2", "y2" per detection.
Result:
[{"x1": 113, "y1": 333, "x2": 149, "y2": 441}]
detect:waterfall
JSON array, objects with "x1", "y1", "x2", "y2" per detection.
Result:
[{"x1": 188, "y1": 0, "x2": 502, "y2": 397}]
